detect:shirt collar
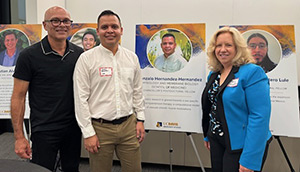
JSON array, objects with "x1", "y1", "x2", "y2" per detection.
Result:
[
  {"x1": 4, "y1": 49, "x2": 17, "y2": 57},
  {"x1": 99, "y1": 44, "x2": 120, "y2": 55},
  {"x1": 165, "y1": 52, "x2": 176, "y2": 59},
  {"x1": 164, "y1": 52, "x2": 177, "y2": 62},
  {"x1": 40, "y1": 35, "x2": 74, "y2": 56}
]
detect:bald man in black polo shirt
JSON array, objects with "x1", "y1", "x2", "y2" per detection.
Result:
[{"x1": 10, "y1": 6, "x2": 83, "y2": 172}]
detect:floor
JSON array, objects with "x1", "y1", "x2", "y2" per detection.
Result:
[{"x1": 0, "y1": 132, "x2": 211, "y2": 172}]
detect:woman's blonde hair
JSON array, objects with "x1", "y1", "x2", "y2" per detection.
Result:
[{"x1": 207, "y1": 27, "x2": 255, "y2": 72}]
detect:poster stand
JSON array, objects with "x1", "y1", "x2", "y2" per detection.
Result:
[
  {"x1": 168, "y1": 132, "x2": 173, "y2": 172},
  {"x1": 166, "y1": 131, "x2": 206, "y2": 172},
  {"x1": 23, "y1": 121, "x2": 31, "y2": 163},
  {"x1": 24, "y1": 121, "x2": 61, "y2": 171},
  {"x1": 23, "y1": 122, "x2": 29, "y2": 140},
  {"x1": 186, "y1": 133, "x2": 206, "y2": 172},
  {"x1": 274, "y1": 136, "x2": 295, "y2": 172}
]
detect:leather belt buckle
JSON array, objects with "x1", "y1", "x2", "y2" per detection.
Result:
[
  {"x1": 92, "y1": 114, "x2": 131, "y2": 125},
  {"x1": 111, "y1": 115, "x2": 131, "y2": 125}
]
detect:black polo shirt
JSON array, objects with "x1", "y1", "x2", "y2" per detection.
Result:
[{"x1": 13, "y1": 36, "x2": 84, "y2": 133}]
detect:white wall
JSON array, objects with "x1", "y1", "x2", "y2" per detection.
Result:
[
  {"x1": 27, "y1": 0, "x2": 300, "y2": 84},
  {"x1": 26, "y1": 0, "x2": 66, "y2": 37},
  {"x1": 65, "y1": 0, "x2": 300, "y2": 84}
]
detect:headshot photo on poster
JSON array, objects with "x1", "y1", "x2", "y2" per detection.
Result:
[
  {"x1": 147, "y1": 28, "x2": 192, "y2": 73},
  {"x1": 242, "y1": 29, "x2": 282, "y2": 73},
  {"x1": 0, "y1": 29, "x2": 30, "y2": 67},
  {"x1": 70, "y1": 27, "x2": 100, "y2": 51}
]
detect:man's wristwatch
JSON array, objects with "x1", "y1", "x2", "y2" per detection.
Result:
[{"x1": 137, "y1": 119, "x2": 144, "y2": 123}]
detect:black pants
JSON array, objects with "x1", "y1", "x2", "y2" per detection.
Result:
[
  {"x1": 31, "y1": 123, "x2": 82, "y2": 172},
  {"x1": 208, "y1": 131, "x2": 271, "y2": 172}
]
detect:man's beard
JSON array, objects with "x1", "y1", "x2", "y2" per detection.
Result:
[{"x1": 253, "y1": 54, "x2": 264, "y2": 64}]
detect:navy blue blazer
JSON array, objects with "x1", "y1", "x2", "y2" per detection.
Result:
[
  {"x1": 202, "y1": 64, "x2": 272, "y2": 171},
  {"x1": 0, "y1": 48, "x2": 21, "y2": 66}
]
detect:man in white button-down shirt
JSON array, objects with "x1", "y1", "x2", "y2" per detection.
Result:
[
  {"x1": 154, "y1": 33, "x2": 187, "y2": 73},
  {"x1": 73, "y1": 10, "x2": 145, "y2": 172}
]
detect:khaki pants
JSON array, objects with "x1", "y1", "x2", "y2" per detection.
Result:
[{"x1": 89, "y1": 115, "x2": 141, "y2": 172}]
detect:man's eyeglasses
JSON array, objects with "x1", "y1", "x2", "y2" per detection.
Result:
[
  {"x1": 44, "y1": 18, "x2": 73, "y2": 27},
  {"x1": 248, "y1": 43, "x2": 267, "y2": 50}
]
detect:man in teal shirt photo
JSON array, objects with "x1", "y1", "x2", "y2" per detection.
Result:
[{"x1": 154, "y1": 33, "x2": 187, "y2": 73}]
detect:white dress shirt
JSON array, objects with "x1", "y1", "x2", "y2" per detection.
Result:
[
  {"x1": 154, "y1": 52, "x2": 187, "y2": 72},
  {"x1": 3, "y1": 50, "x2": 17, "y2": 66},
  {"x1": 73, "y1": 44, "x2": 145, "y2": 138}
]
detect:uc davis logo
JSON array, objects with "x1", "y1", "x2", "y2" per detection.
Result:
[{"x1": 156, "y1": 122, "x2": 162, "y2": 128}]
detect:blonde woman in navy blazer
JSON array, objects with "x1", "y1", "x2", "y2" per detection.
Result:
[{"x1": 202, "y1": 27, "x2": 272, "y2": 172}]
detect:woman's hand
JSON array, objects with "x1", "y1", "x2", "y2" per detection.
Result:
[
  {"x1": 239, "y1": 164, "x2": 254, "y2": 172},
  {"x1": 204, "y1": 141, "x2": 210, "y2": 150}
]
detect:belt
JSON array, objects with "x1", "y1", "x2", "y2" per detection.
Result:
[{"x1": 92, "y1": 115, "x2": 132, "y2": 125}]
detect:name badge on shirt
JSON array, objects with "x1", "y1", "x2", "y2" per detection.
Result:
[
  {"x1": 99, "y1": 67, "x2": 113, "y2": 77},
  {"x1": 227, "y1": 78, "x2": 239, "y2": 87}
]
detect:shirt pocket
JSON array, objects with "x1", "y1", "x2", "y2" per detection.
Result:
[{"x1": 120, "y1": 68, "x2": 134, "y2": 87}]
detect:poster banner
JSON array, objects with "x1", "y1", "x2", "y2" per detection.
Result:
[
  {"x1": 230, "y1": 25, "x2": 300, "y2": 137},
  {"x1": 0, "y1": 24, "x2": 42, "y2": 119},
  {"x1": 69, "y1": 23, "x2": 99, "y2": 51},
  {"x1": 136, "y1": 23, "x2": 206, "y2": 133}
]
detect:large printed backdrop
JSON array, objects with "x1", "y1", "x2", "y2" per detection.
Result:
[
  {"x1": 69, "y1": 23, "x2": 99, "y2": 49},
  {"x1": 230, "y1": 25, "x2": 300, "y2": 137},
  {"x1": 0, "y1": 24, "x2": 42, "y2": 119},
  {"x1": 136, "y1": 23, "x2": 206, "y2": 133}
]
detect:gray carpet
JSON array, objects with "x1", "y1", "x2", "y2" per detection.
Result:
[{"x1": 0, "y1": 132, "x2": 209, "y2": 172}]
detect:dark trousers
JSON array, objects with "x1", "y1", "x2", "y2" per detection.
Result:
[
  {"x1": 208, "y1": 131, "x2": 271, "y2": 172},
  {"x1": 31, "y1": 123, "x2": 82, "y2": 172}
]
